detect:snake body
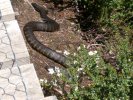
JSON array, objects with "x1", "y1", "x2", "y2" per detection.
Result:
[{"x1": 23, "y1": 3, "x2": 68, "y2": 67}]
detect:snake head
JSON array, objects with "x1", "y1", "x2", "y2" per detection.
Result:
[{"x1": 31, "y1": 3, "x2": 48, "y2": 15}]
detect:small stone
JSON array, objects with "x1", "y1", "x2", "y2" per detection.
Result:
[
  {"x1": 63, "y1": 50, "x2": 70, "y2": 56},
  {"x1": 56, "y1": 50, "x2": 62, "y2": 53}
]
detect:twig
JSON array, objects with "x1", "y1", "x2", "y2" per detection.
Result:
[
  {"x1": 87, "y1": 44, "x2": 105, "y2": 48},
  {"x1": 53, "y1": 87, "x2": 63, "y2": 95}
]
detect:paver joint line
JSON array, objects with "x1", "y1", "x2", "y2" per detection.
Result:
[{"x1": 0, "y1": 10, "x2": 1, "y2": 20}]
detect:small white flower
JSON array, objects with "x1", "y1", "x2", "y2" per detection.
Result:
[
  {"x1": 88, "y1": 50, "x2": 97, "y2": 56},
  {"x1": 102, "y1": 27, "x2": 106, "y2": 32},
  {"x1": 73, "y1": 53, "x2": 76, "y2": 56},
  {"x1": 40, "y1": 78, "x2": 48, "y2": 84},
  {"x1": 77, "y1": 46, "x2": 81, "y2": 51},
  {"x1": 77, "y1": 68, "x2": 83, "y2": 71},
  {"x1": 96, "y1": 57, "x2": 100, "y2": 64},
  {"x1": 48, "y1": 68, "x2": 55, "y2": 74},
  {"x1": 75, "y1": 86, "x2": 78, "y2": 91},
  {"x1": 57, "y1": 73, "x2": 62, "y2": 77},
  {"x1": 83, "y1": 44, "x2": 86, "y2": 48},
  {"x1": 64, "y1": 50, "x2": 70, "y2": 56},
  {"x1": 82, "y1": 86, "x2": 85, "y2": 88},
  {"x1": 52, "y1": 80, "x2": 57, "y2": 86},
  {"x1": 44, "y1": 79, "x2": 48, "y2": 83},
  {"x1": 40, "y1": 79, "x2": 44, "y2": 83},
  {"x1": 109, "y1": 50, "x2": 113, "y2": 54},
  {"x1": 54, "y1": 67, "x2": 62, "y2": 77},
  {"x1": 77, "y1": 30, "x2": 80, "y2": 33},
  {"x1": 128, "y1": 59, "x2": 131, "y2": 62},
  {"x1": 55, "y1": 67, "x2": 60, "y2": 73},
  {"x1": 73, "y1": 60, "x2": 78, "y2": 64}
]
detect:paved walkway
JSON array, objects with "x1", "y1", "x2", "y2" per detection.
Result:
[{"x1": 0, "y1": 0, "x2": 57, "y2": 100}]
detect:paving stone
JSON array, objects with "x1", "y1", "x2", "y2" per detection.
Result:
[
  {"x1": 0, "y1": 52, "x2": 7, "y2": 62},
  {"x1": 1, "y1": 57, "x2": 30, "y2": 70},
  {"x1": 5, "y1": 20, "x2": 26, "y2": 45},
  {"x1": 16, "y1": 82, "x2": 25, "y2": 92},
  {"x1": 15, "y1": 51, "x2": 30, "y2": 61},
  {"x1": 12, "y1": 43, "x2": 28, "y2": 54},
  {"x1": 0, "y1": 60, "x2": 14, "y2": 69},
  {"x1": 1, "y1": 94, "x2": 14, "y2": 100},
  {"x1": 0, "y1": 78, "x2": 9, "y2": 88},
  {"x1": 0, "y1": 0, "x2": 15, "y2": 21},
  {"x1": 0, "y1": 22, "x2": 6, "y2": 30},
  {"x1": 0, "y1": 88, "x2": 4, "y2": 97},
  {"x1": 0, "y1": 43, "x2": 12, "y2": 53},
  {"x1": 4, "y1": 84, "x2": 16, "y2": 95},
  {"x1": 6, "y1": 51, "x2": 14, "y2": 59},
  {"x1": 0, "y1": 30, "x2": 7, "y2": 38},
  {"x1": 14, "y1": 57, "x2": 30, "y2": 67},
  {"x1": 20, "y1": 64, "x2": 45, "y2": 100},
  {"x1": 11, "y1": 66, "x2": 21, "y2": 76},
  {"x1": 9, "y1": 74, "x2": 22, "y2": 85},
  {"x1": 0, "y1": 68, "x2": 10, "y2": 78},
  {"x1": 14, "y1": 91, "x2": 27, "y2": 100},
  {"x1": 1, "y1": 36, "x2": 10, "y2": 44}
]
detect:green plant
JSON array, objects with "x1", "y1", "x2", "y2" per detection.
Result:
[
  {"x1": 41, "y1": 36, "x2": 133, "y2": 99},
  {"x1": 66, "y1": 38, "x2": 133, "y2": 99},
  {"x1": 74, "y1": 0, "x2": 133, "y2": 24}
]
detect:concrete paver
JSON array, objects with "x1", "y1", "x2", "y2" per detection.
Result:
[{"x1": 0, "y1": 0, "x2": 15, "y2": 21}]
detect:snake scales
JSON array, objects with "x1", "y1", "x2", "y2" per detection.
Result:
[{"x1": 23, "y1": 3, "x2": 68, "y2": 67}]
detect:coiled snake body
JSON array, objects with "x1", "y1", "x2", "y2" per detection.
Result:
[{"x1": 23, "y1": 3, "x2": 68, "y2": 67}]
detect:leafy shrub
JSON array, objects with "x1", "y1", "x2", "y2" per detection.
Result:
[
  {"x1": 41, "y1": 34, "x2": 133, "y2": 99},
  {"x1": 74, "y1": 0, "x2": 133, "y2": 23}
]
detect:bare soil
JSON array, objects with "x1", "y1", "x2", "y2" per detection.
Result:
[{"x1": 12, "y1": 0, "x2": 84, "y2": 79}]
